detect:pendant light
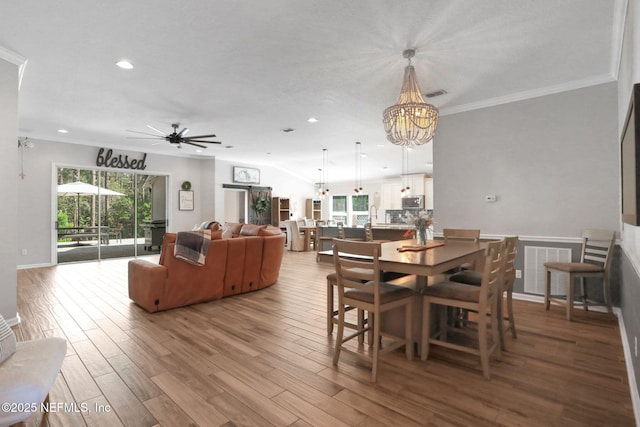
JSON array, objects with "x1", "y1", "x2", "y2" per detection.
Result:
[
  {"x1": 400, "y1": 146, "x2": 411, "y2": 194},
  {"x1": 354, "y1": 142, "x2": 363, "y2": 195}
]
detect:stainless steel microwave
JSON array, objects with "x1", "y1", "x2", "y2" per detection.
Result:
[{"x1": 401, "y1": 195, "x2": 424, "y2": 209}]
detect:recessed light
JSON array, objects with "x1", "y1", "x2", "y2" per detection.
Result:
[
  {"x1": 57, "y1": 129, "x2": 68, "y2": 133},
  {"x1": 361, "y1": 153, "x2": 368, "y2": 157},
  {"x1": 376, "y1": 144, "x2": 385, "y2": 148},
  {"x1": 116, "y1": 60, "x2": 134, "y2": 70},
  {"x1": 307, "y1": 117, "x2": 318, "y2": 123},
  {"x1": 195, "y1": 149, "x2": 203, "y2": 153}
]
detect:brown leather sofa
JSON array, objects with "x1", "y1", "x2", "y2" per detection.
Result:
[{"x1": 128, "y1": 223, "x2": 285, "y2": 312}]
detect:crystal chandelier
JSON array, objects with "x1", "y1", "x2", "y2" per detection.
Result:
[{"x1": 383, "y1": 49, "x2": 439, "y2": 146}]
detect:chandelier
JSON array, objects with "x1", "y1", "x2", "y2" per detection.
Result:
[{"x1": 383, "y1": 49, "x2": 439, "y2": 146}]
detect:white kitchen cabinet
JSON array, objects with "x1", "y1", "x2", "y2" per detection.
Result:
[
  {"x1": 425, "y1": 177, "x2": 433, "y2": 210},
  {"x1": 381, "y1": 182, "x2": 403, "y2": 210}
]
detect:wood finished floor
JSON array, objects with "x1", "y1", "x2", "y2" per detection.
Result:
[{"x1": 14, "y1": 251, "x2": 635, "y2": 426}]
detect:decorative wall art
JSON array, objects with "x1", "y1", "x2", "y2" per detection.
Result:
[
  {"x1": 233, "y1": 166, "x2": 260, "y2": 184},
  {"x1": 179, "y1": 190, "x2": 194, "y2": 211}
]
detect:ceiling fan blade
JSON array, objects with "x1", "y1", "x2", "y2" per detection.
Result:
[
  {"x1": 126, "y1": 129, "x2": 164, "y2": 137},
  {"x1": 186, "y1": 139, "x2": 221, "y2": 144},
  {"x1": 184, "y1": 133, "x2": 216, "y2": 139},
  {"x1": 177, "y1": 128, "x2": 189, "y2": 137},
  {"x1": 151, "y1": 141, "x2": 165, "y2": 146},
  {"x1": 183, "y1": 141, "x2": 208, "y2": 149},
  {"x1": 147, "y1": 125, "x2": 166, "y2": 135}
]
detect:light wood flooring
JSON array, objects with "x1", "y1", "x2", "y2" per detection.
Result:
[{"x1": 14, "y1": 251, "x2": 636, "y2": 426}]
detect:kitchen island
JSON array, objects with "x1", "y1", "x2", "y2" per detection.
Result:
[{"x1": 316, "y1": 224, "x2": 413, "y2": 251}]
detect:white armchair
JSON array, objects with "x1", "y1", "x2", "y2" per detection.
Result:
[
  {"x1": 284, "y1": 220, "x2": 305, "y2": 251},
  {"x1": 0, "y1": 315, "x2": 67, "y2": 426}
]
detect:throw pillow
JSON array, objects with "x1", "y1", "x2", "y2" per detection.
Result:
[
  {"x1": 221, "y1": 224, "x2": 233, "y2": 239},
  {"x1": 0, "y1": 314, "x2": 16, "y2": 364}
]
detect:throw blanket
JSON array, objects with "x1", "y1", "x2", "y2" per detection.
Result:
[{"x1": 174, "y1": 230, "x2": 211, "y2": 266}]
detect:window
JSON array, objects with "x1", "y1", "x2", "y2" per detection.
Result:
[
  {"x1": 352, "y1": 195, "x2": 369, "y2": 226},
  {"x1": 330, "y1": 194, "x2": 370, "y2": 226},
  {"x1": 331, "y1": 195, "x2": 347, "y2": 224}
]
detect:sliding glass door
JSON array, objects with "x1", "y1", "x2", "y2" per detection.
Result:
[{"x1": 56, "y1": 167, "x2": 167, "y2": 264}]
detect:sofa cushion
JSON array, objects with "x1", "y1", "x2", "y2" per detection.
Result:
[
  {"x1": 210, "y1": 230, "x2": 223, "y2": 240},
  {"x1": 224, "y1": 222, "x2": 244, "y2": 237},
  {"x1": 240, "y1": 224, "x2": 267, "y2": 236},
  {"x1": 258, "y1": 225, "x2": 283, "y2": 236},
  {"x1": 0, "y1": 314, "x2": 16, "y2": 364}
]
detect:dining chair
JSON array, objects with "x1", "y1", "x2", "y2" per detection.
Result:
[
  {"x1": 443, "y1": 228, "x2": 481, "y2": 272},
  {"x1": 284, "y1": 220, "x2": 305, "y2": 251},
  {"x1": 364, "y1": 222, "x2": 373, "y2": 241},
  {"x1": 449, "y1": 236, "x2": 519, "y2": 350},
  {"x1": 420, "y1": 239, "x2": 503, "y2": 380},
  {"x1": 337, "y1": 222, "x2": 363, "y2": 241},
  {"x1": 332, "y1": 239, "x2": 415, "y2": 382},
  {"x1": 316, "y1": 222, "x2": 334, "y2": 262},
  {"x1": 544, "y1": 229, "x2": 615, "y2": 321}
]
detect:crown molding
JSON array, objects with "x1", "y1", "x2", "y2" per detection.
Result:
[
  {"x1": 0, "y1": 46, "x2": 27, "y2": 90},
  {"x1": 610, "y1": 0, "x2": 628, "y2": 79},
  {"x1": 440, "y1": 74, "x2": 616, "y2": 116}
]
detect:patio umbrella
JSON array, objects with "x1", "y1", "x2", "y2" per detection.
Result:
[{"x1": 57, "y1": 181, "x2": 125, "y2": 227}]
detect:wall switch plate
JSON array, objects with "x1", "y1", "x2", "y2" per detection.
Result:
[
  {"x1": 485, "y1": 195, "x2": 497, "y2": 202},
  {"x1": 21, "y1": 249, "x2": 27, "y2": 256},
  {"x1": 515, "y1": 269, "x2": 522, "y2": 279}
]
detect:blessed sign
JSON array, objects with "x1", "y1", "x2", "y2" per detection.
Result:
[{"x1": 96, "y1": 148, "x2": 147, "y2": 170}]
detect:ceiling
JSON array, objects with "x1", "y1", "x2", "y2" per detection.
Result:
[{"x1": 0, "y1": 0, "x2": 624, "y2": 184}]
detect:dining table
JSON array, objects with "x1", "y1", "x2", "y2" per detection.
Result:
[{"x1": 320, "y1": 238, "x2": 488, "y2": 343}]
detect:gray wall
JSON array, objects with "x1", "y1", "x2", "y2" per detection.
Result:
[
  {"x1": 0, "y1": 58, "x2": 19, "y2": 322},
  {"x1": 434, "y1": 82, "x2": 619, "y2": 238},
  {"x1": 617, "y1": 0, "x2": 640, "y2": 409}
]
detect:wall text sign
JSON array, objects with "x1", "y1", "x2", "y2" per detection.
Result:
[{"x1": 96, "y1": 148, "x2": 147, "y2": 170}]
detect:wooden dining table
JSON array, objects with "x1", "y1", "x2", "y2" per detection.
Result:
[{"x1": 320, "y1": 239, "x2": 488, "y2": 343}]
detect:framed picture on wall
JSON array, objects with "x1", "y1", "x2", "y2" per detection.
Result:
[
  {"x1": 233, "y1": 166, "x2": 260, "y2": 184},
  {"x1": 179, "y1": 190, "x2": 194, "y2": 211}
]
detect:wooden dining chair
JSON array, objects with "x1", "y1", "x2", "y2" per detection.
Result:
[
  {"x1": 315, "y1": 222, "x2": 334, "y2": 262},
  {"x1": 420, "y1": 239, "x2": 503, "y2": 380},
  {"x1": 544, "y1": 229, "x2": 615, "y2": 321},
  {"x1": 332, "y1": 239, "x2": 415, "y2": 382},
  {"x1": 449, "y1": 236, "x2": 519, "y2": 350},
  {"x1": 443, "y1": 228, "x2": 481, "y2": 272}
]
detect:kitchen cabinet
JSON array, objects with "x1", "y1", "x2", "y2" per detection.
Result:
[
  {"x1": 381, "y1": 182, "x2": 403, "y2": 211},
  {"x1": 425, "y1": 177, "x2": 433, "y2": 210}
]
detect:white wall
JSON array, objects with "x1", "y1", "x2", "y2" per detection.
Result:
[
  {"x1": 17, "y1": 139, "x2": 217, "y2": 267},
  {"x1": 434, "y1": 82, "x2": 619, "y2": 238},
  {"x1": 214, "y1": 159, "x2": 314, "y2": 223},
  {"x1": 0, "y1": 59, "x2": 19, "y2": 322}
]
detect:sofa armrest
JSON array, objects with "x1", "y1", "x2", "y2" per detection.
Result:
[{"x1": 128, "y1": 260, "x2": 168, "y2": 312}]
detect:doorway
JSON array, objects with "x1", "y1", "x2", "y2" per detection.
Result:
[
  {"x1": 223, "y1": 188, "x2": 248, "y2": 223},
  {"x1": 55, "y1": 167, "x2": 168, "y2": 263}
]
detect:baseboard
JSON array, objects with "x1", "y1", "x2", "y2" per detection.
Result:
[
  {"x1": 17, "y1": 262, "x2": 53, "y2": 270},
  {"x1": 513, "y1": 293, "x2": 640, "y2": 424}
]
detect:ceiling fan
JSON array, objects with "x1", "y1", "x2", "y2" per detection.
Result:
[{"x1": 126, "y1": 123, "x2": 221, "y2": 149}]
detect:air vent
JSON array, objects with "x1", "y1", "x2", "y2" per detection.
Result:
[
  {"x1": 281, "y1": 128, "x2": 295, "y2": 133},
  {"x1": 424, "y1": 89, "x2": 447, "y2": 98}
]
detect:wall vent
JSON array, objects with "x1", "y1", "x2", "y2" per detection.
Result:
[{"x1": 524, "y1": 246, "x2": 572, "y2": 295}]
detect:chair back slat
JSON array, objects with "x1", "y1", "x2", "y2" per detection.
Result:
[
  {"x1": 580, "y1": 229, "x2": 615, "y2": 270},
  {"x1": 364, "y1": 223, "x2": 373, "y2": 242},
  {"x1": 501, "y1": 236, "x2": 518, "y2": 291},
  {"x1": 333, "y1": 239, "x2": 382, "y2": 297},
  {"x1": 479, "y1": 240, "x2": 503, "y2": 305},
  {"x1": 443, "y1": 228, "x2": 480, "y2": 242}
]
